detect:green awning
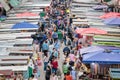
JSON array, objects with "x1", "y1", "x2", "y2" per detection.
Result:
[
  {"x1": 104, "y1": 0, "x2": 111, "y2": 2},
  {"x1": 9, "y1": 0, "x2": 20, "y2": 7},
  {"x1": 93, "y1": 41, "x2": 120, "y2": 47}
]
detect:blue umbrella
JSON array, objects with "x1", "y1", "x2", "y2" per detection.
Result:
[
  {"x1": 12, "y1": 22, "x2": 39, "y2": 29},
  {"x1": 93, "y1": 5, "x2": 108, "y2": 10},
  {"x1": 80, "y1": 46, "x2": 104, "y2": 55},
  {"x1": 82, "y1": 50, "x2": 120, "y2": 64},
  {"x1": 104, "y1": 17, "x2": 120, "y2": 25},
  {"x1": 98, "y1": 45, "x2": 120, "y2": 50}
]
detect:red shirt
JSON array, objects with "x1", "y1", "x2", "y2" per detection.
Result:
[
  {"x1": 51, "y1": 60, "x2": 58, "y2": 69},
  {"x1": 65, "y1": 75, "x2": 72, "y2": 80}
]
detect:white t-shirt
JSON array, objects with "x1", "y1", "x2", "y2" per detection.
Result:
[{"x1": 43, "y1": 56, "x2": 49, "y2": 62}]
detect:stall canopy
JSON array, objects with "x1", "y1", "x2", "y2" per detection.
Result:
[
  {"x1": 99, "y1": 12, "x2": 120, "y2": 19},
  {"x1": 104, "y1": 17, "x2": 120, "y2": 25},
  {"x1": 80, "y1": 46, "x2": 104, "y2": 54},
  {"x1": 92, "y1": 5, "x2": 108, "y2": 10},
  {"x1": 98, "y1": 45, "x2": 120, "y2": 50},
  {"x1": 80, "y1": 46, "x2": 120, "y2": 55},
  {"x1": 0, "y1": 70, "x2": 13, "y2": 76},
  {"x1": 82, "y1": 51, "x2": 120, "y2": 64},
  {"x1": 16, "y1": 12, "x2": 39, "y2": 17},
  {"x1": 9, "y1": 0, "x2": 20, "y2": 7},
  {"x1": 11, "y1": 22, "x2": 39, "y2": 29},
  {"x1": 0, "y1": 0, "x2": 10, "y2": 11},
  {"x1": 76, "y1": 28, "x2": 107, "y2": 35}
]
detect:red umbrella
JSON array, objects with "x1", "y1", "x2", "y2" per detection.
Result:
[
  {"x1": 76, "y1": 28, "x2": 107, "y2": 35},
  {"x1": 16, "y1": 12, "x2": 39, "y2": 17},
  {"x1": 100, "y1": 12, "x2": 120, "y2": 19}
]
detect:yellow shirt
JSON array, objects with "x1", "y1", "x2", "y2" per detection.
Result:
[{"x1": 66, "y1": 9, "x2": 70, "y2": 13}]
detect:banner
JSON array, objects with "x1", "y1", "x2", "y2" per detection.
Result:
[{"x1": 110, "y1": 68, "x2": 120, "y2": 79}]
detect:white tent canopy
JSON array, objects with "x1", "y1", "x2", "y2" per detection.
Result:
[
  {"x1": 0, "y1": 66, "x2": 28, "y2": 71},
  {"x1": 0, "y1": 56, "x2": 29, "y2": 60}
]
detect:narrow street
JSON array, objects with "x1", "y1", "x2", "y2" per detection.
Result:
[{"x1": 0, "y1": 0, "x2": 120, "y2": 80}]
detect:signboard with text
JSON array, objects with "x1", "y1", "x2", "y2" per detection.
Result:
[{"x1": 110, "y1": 68, "x2": 120, "y2": 79}]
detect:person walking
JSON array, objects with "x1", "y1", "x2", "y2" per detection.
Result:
[
  {"x1": 50, "y1": 72, "x2": 58, "y2": 80},
  {"x1": 45, "y1": 66, "x2": 51, "y2": 80},
  {"x1": 51, "y1": 57, "x2": 58, "y2": 73},
  {"x1": 29, "y1": 74, "x2": 38, "y2": 80},
  {"x1": 53, "y1": 48, "x2": 59, "y2": 58},
  {"x1": 64, "y1": 71, "x2": 72, "y2": 80},
  {"x1": 62, "y1": 61, "x2": 69, "y2": 75},
  {"x1": 43, "y1": 52, "x2": 49, "y2": 71},
  {"x1": 52, "y1": 31, "x2": 58, "y2": 43},
  {"x1": 70, "y1": 68, "x2": 77, "y2": 80},
  {"x1": 54, "y1": 40, "x2": 60, "y2": 51},
  {"x1": 42, "y1": 40, "x2": 49, "y2": 54}
]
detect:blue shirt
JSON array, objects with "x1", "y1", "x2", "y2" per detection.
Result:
[
  {"x1": 52, "y1": 32, "x2": 58, "y2": 39},
  {"x1": 71, "y1": 70, "x2": 77, "y2": 79},
  {"x1": 53, "y1": 51, "x2": 58, "y2": 58},
  {"x1": 42, "y1": 42, "x2": 49, "y2": 51},
  {"x1": 54, "y1": 42, "x2": 60, "y2": 50},
  {"x1": 43, "y1": 34, "x2": 47, "y2": 41}
]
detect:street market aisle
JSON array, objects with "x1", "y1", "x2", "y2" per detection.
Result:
[{"x1": 39, "y1": 43, "x2": 65, "y2": 80}]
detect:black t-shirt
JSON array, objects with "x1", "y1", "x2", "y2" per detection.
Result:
[{"x1": 69, "y1": 18, "x2": 73, "y2": 24}]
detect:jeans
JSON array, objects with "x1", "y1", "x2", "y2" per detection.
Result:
[
  {"x1": 52, "y1": 68, "x2": 57, "y2": 73},
  {"x1": 63, "y1": 39, "x2": 66, "y2": 45},
  {"x1": 44, "y1": 62, "x2": 48, "y2": 71}
]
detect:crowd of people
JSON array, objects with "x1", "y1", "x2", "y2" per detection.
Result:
[
  {"x1": 0, "y1": 0, "x2": 119, "y2": 80},
  {"x1": 30, "y1": 0, "x2": 94, "y2": 80}
]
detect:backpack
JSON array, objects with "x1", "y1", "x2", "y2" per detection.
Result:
[
  {"x1": 49, "y1": 39, "x2": 53, "y2": 44},
  {"x1": 68, "y1": 40, "x2": 71, "y2": 45},
  {"x1": 52, "y1": 32, "x2": 58, "y2": 38}
]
